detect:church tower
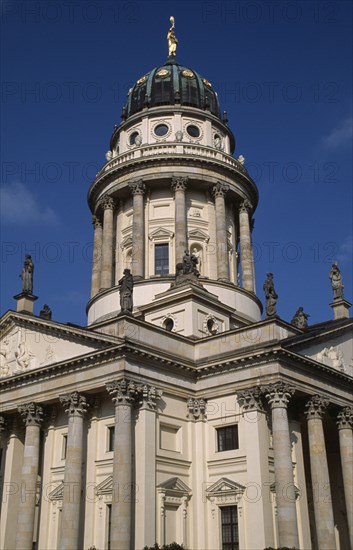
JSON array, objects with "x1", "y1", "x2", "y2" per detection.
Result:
[{"x1": 87, "y1": 19, "x2": 261, "y2": 334}]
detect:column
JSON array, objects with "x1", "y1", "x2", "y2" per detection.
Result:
[
  {"x1": 91, "y1": 215, "x2": 103, "y2": 297},
  {"x1": 239, "y1": 199, "x2": 255, "y2": 292},
  {"x1": 100, "y1": 195, "x2": 116, "y2": 289},
  {"x1": 171, "y1": 176, "x2": 188, "y2": 266},
  {"x1": 16, "y1": 402, "x2": 43, "y2": 550},
  {"x1": 237, "y1": 388, "x2": 274, "y2": 549},
  {"x1": 337, "y1": 406, "x2": 353, "y2": 549},
  {"x1": 106, "y1": 378, "x2": 138, "y2": 550},
  {"x1": 212, "y1": 182, "x2": 230, "y2": 281},
  {"x1": 135, "y1": 385, "x2": 162, "y2": 548},
  {"x1": 129, "y1": 180, "x2": 146, "y2": 279},
  {"x1": 263, "y1": 383, "x2": 299, "y2": 548},
  {"x1": 305, "y1": 395, "x2": 336, "y2": 550},
  {"x1": 58, "y1": 392, "x2": 88, "y2": 550}
]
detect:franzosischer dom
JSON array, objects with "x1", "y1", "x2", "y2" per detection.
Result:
[{"x1": 0, "y1": 18, "x2": 352, "y2": 550}]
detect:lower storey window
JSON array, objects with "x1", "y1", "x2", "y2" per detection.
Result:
[
  {"x1": 221, "y1": 506, "x2": 239, "y2": 550},
  {"x1": 155, "y1": 243, "x2": 169, "y2": 275}
]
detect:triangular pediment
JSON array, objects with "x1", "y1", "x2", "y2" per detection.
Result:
[
  {"x1": 48, "y1": 482, "x2": 63, "y2": 501},
  {"x1": 96, "y1": 475, "x2": 113, "y2": 495},
  {"x1": 149, "y1": 227, "x2": 174, "y2": 240},
  {"x1": 188, "y1": 229, "x2": 209, "y2": 241},
  {"x1": 158, "y1": 477, "x2": 191, "y2": 495},
  {"x1": 206, "y1": 477, "x2": 245, "y2": 496},
  {"x1": 121, "y1": 235, "x2": 133, "y2": 248}
]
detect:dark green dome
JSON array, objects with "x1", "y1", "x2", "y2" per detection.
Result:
[{"x1": 123, "y1": 58, "x2": 221, "y2": 120}]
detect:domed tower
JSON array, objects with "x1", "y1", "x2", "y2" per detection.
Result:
[{"x1": 87, "y1": 21, "x2": 261, "y2": 333}]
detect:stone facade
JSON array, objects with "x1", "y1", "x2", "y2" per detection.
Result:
[{"x1": 1, "y1": 37, "x2": 352, "y2": 550}]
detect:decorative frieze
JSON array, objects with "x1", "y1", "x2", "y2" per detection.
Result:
[
  {"x1": 187, "y1": 397, "x2": 206, "y2": 419},
  {"x1": 18, "y1": 402, "x2": 43, "y2": 426},
  {"x1": 305, "y1": 395, "x2": 329, "y2": 420},
  {"x1": 59, "y1": 391, "x2": 88, "y2": 417},
  {"x1": 262, "y1": 382, "x2": 295, "y2": 408},
  {"x1": 337, "y1": 406, "x2": 353, "y2": 430}
]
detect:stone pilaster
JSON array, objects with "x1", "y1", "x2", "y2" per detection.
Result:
[
  {"x1": 263, "y1": 383, "x2": 299, "y2": 549},
  {"x1": 91, "y1": 215, "x2": 103, "y2": 297},
  {"x1": 135, "y1": 384, "x2": 162, "y2": 548},
  {"x1": 16, "y1": 403, "x2": 43, "y2": 550},
  {"x1": 237, "y1": 388, "x2": 274, "y2": 549},
  {"x1": 106, "y1": 378, "x2": 139, "y2": 550},
  {"x1": 129, "y1": 180, "x2": 146, "y2": 279},
  {"x1": 100, "y1": 195, "x2": 116, "y2": 289},
  {"x1": 239, "y1": 199, "x2": 255, "y2": 292},
  {"x1": 58, "y1": 392, "x2": 88, "y2": 550},
  {"x1": 212, "y1": 182, "x2": 230, "y2": 281},
  {"x1": 337, "y1": 406, "x2": 353, "y2": 549},
  {"x1": 171, "y1": 176, "x2": 188, "y2": 266},
  {"x1": 305, "y1": 395, "x2": 336, "y2": 550}
]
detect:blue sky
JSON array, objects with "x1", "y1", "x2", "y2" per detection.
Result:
[{"x1": 1, "y1": 0, "x2": 352, "y2": 326}]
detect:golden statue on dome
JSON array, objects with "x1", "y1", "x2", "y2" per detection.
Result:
[{"x1": 167, "y1": 16, "x2": 178, "y2": 57}]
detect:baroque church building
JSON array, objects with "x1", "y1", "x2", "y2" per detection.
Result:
[{"x1": 1, "y1": 20, "x2": 352, "y2": 550}]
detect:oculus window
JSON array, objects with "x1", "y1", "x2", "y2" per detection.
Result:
[
  {"x1": 155, "y1": 243, "x2": 169, "y2": 275},
  {"x1": 217, "y1": 425, "x2": 239, "y2": 452}
]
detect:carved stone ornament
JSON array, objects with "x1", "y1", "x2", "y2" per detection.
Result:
[
  {"x1": 262, "y1": 382, "x2": 295, "y2": 408},
  {"x1": 171, "y1": 176, "x2": 188, "y2": 192},
  {"x1": 106, "y1": 378, "x2": 139, "y2": 405},
  {"x1": 237, "y1": 387, "x2": 264, "y2": 412},
  {"x1": 305, "y1": 395, "x2": 329, "y2": 420},
  {"x1": 100, "y1": 195, "x2": 115, "y2": 210},
  {"x1": 212, "y1": 182, "x2": 229, "y2": 198},
  {"x1": 92, "y1": 215, "x2": 102, "y2": 229},
  {"x1": 129, "y1": 179, "x2": 146, "y2": 195},
  {"x1": 59, "y1": 392, "x2": 88, "y2": 417},
  {"x1": 239, "y1": 199, "x2": 253, "y2": 213},
  {"x1": 137, "y1": 384, "x2": 163, "y2": 410},
  {"x1": 337, "y1": 406, "x2": 353, "y2": 430},
  {"x1": 187, "y1": 397, "x2": 206, "y2": 420},
  {"x1": 18, "y1": 402, "x2": 44, "y2": 426}
]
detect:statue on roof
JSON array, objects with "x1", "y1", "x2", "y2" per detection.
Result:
[
  {"x1": 119, "y1": 269, "x2": 134, "y2": 313},
  {"x1": 291, "y1": 307, "x2": 309, "y2": 329},
  {"x1": 329, "y1": 261, "x2": 344, "y2": 300},
  {"x1": 167, "y1": 16, "x2": 178, "y2": 57},
  {"x1": 263, "y1": 272, "x2": 278, "y2": 318},
  {"x1": 20, "y1": 255, "x2": 34, "y2": 295}
]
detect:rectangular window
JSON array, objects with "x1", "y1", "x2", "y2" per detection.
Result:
[
  {"x1": 221, "y1": 506, "x2": 239, "y2": 550},
  {"x1": 107, "y1": 426, "x2": 115, "y2": 452},
  {"x1": 106, "y1": 504, "x2": 112, "y2": 550},
  {"x1": 217, "y1": 425, "x2": 239, "y2": 452},
  {"x1": 61, "y1": 434, "x2": 68, "y2": 459},
  {"x1": 155, "y1": 243, "x2": 169, "y2": 275}
]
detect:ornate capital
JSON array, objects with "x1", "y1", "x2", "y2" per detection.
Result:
[
  {"x1": 106, "y1": 378, "x2": 139, "y2": 405},
  {"x1": 237, "y1": 387, "x2": 264, "y2": 412},
  {"x1": 262, "y1": 382, "x2": 295, "y2": 409},
  {"x1": 337, "y1": 406, "x2": 353, "y2": 430},
  {"x1": 18, "y1": 402, "x2": 44, "y2": 427},
  {"x1": 212, "y1": 181, "x2": 229, "y2": 198},
  {"x1": 171, "y1": 176, "x2": 188, "y2": 192},
  {"x1": 239, "y1": 199, "x2": 253, "y2": 214},
  {"x1": 305, "y1": 395, "x2": 329, "y2": 420},
  {"x1": 187, "y1": 398, "x2": 206, "y2": 420},
  {"x1": 137, "y1": 384, "x2": 163, "y2": 410},
  {"x1": 59, "y1": 392, "x2": 88, "y2": 417},
  {"x1": 129, "y1": 179, "x2": 146, "y2": 195},
  {"x1": 100, "y1": 195, "x2": 115, "y2": 210},
  {"x1": 92, "y1": 215, "x2": 102, "y2": 229}
]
